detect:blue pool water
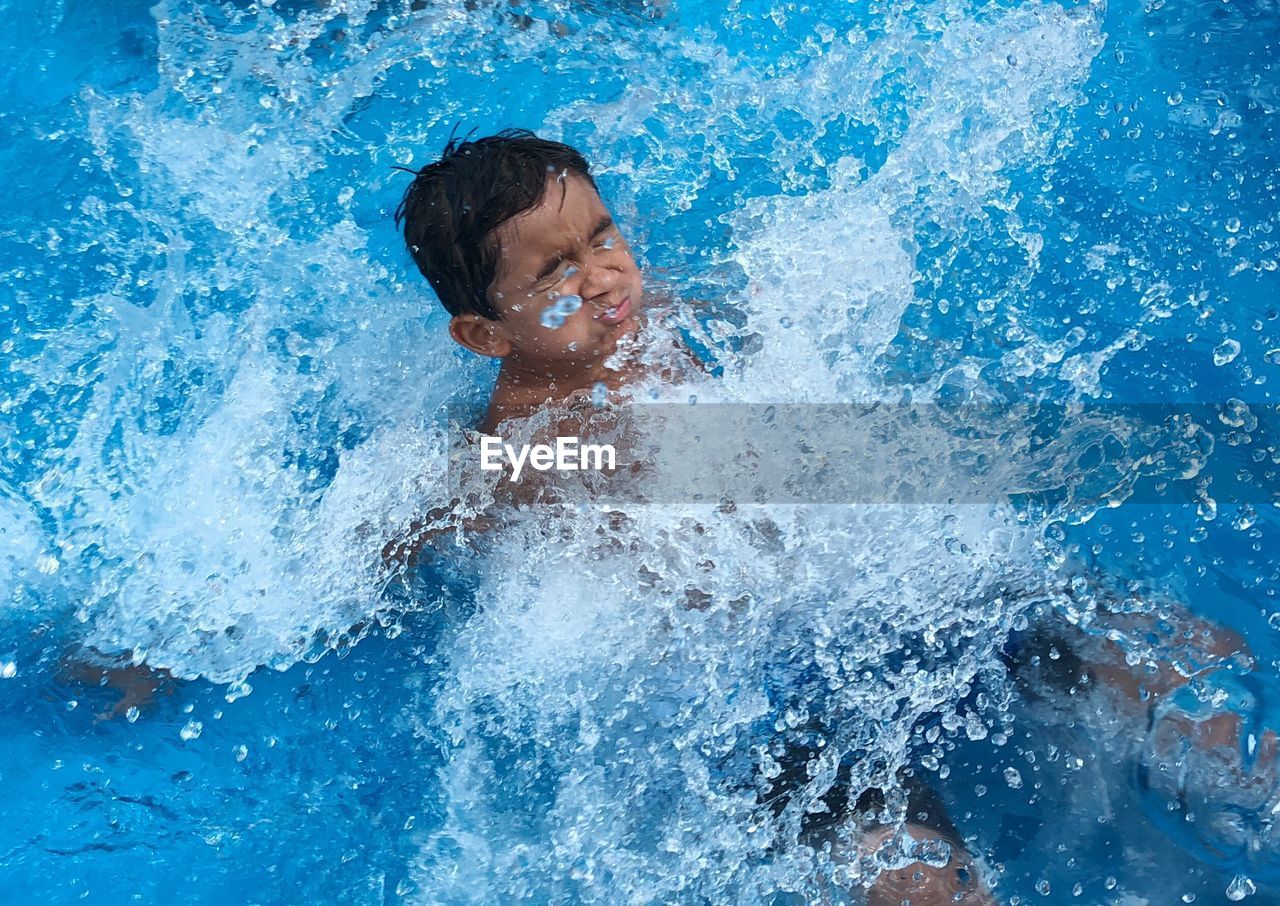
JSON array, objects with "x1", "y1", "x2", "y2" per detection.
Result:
[{"x1": 2, "y1": 0, "x2": 1279, "y2": 902}]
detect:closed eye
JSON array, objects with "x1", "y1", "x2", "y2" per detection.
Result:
[
  {"x1": 528, "y1": 216, "x2": 622, "y2": 289},
  {"x1": 535, "y1": 261, "x2": 578, "y2": 291},
  {"x1": 532, "y1": 255, "x2": 565, "y2": 286}
]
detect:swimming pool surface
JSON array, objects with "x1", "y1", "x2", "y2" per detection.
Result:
[{"x1": 2, "y1": 0, "x2": 1279, "y2": 902}]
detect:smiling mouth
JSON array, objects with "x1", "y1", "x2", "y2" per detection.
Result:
[{"x1": 596, "y1": 296, "x2": 632, "y2": 325}]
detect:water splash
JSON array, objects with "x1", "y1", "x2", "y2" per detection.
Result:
[{"x1": 3, "y1": 0, "x2": 1276, "y2": 900}]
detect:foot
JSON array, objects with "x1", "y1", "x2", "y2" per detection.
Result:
[{"x1": 859, "y1": 823, "x2": 996, "y2": 905}]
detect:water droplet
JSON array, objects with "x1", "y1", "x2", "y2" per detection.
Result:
[
  {"x1": 0, "y1": 661, "x2": 16, "y2": 679},
  {"x1": 1036, "y1": 880, "x2": 1051, "y2": 896},
  {"x1": 1226, "y1": 874, "x2": 1256, "y2": 900},
  {"x1": 1268, "y1": 612, "x2": 1280, "y2": 631},
  {"x1": 180, "y1": 720, "x2": 204, "y2": 741},
  {"x1": 591, "y1": 382, "x2": 608, "y2": 407},
  {"x1": 337, "y1": 186, "x2": 354, "y2": 205},
  {"x1": 779, "y1": 316, "x2": 794, "y2": 329},
  {"x1": 1167, "y1": 91, "x2": 1183, "y2": 106},
  {"x1": 1214, "y1": 339, "x2": 1241, "y2": 366},
  {"x1": 234, "y1": 744, "x2": 248, "y2": 762},
  {"x1": 601, "y1": 236, "x2": 616, "y2": 250},
  {"x1": 1220, "y1": 398, "x2": 1252, "y2": 428},
  {"x1": 1004, "y1": 767, "x2": 1023, "y2": 789},
  {"x1": 1226, "y1": 217, "x2": 1242, "y2": 234},
  {"x1": 541, "y1": 294, "x2": 582, "y2": 329},
  {"x1": 125, "y1": 706, "x2": 140, "y2": 723}
]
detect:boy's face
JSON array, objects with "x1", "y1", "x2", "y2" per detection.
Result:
[{"x1": 450, "y1": 173, "x2": 643, "y2": 379}]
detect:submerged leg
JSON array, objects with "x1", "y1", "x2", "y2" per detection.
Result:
[
  {"x1": 1138, "y1": 671, "x2": 1280, "y2": 876},
  {"x1": 58, "y1": 653, "x2": 174, "y2": 721},
  {"x1": 1012, "y1": 587, "x2": 1280, "y2": 880}
]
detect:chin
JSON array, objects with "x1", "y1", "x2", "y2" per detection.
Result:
[{"x1": 608, "y1": 320, "x2": 638, "y2": 348}]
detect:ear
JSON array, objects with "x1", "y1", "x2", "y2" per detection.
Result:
[{"x1": 449, "y1": 314, "x2": 512, "y2": 359}]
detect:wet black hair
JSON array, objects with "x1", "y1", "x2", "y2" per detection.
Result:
[{"x1": 393, "y1": 128, "x2": 597, "y2": 320}]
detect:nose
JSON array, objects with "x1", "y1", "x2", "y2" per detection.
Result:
[{"x1": 578, "y1": 259, "x2": 622, "y2": 305}]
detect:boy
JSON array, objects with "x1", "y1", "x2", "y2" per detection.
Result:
[
  {"x1": 395, "y1": 129, "x2": 647, "y2": 433},
  {"x1": 393, "y1": 128, "x2": 994, "y2": 904}
]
